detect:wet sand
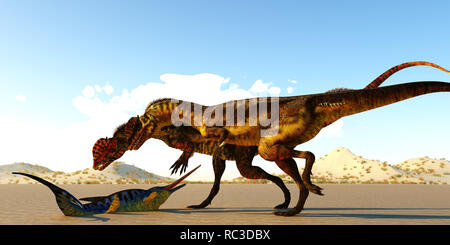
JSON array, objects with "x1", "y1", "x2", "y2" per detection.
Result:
[{"x1": 1, "y1": 184, "x2": 450, "y2": 225}]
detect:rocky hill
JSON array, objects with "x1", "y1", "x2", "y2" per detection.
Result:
[
  {"x1": 233, "y1": 147, "x2": 450, "y2": 184},
  {"x1": 0, "y1": 162, "x2": 173, "y2": 184},
  {"x1": 2, "y1": 147, "x2": 450, "y2": 184}
]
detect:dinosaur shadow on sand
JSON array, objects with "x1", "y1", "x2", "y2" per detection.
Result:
[
  {"x1": 66, "y1": 207, "x2": 450, "y2": 222},
  {"x1": 160, "y1": 207, "x2": 450, "y2": 220}
]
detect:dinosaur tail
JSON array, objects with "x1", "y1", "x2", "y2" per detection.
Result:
[
  {"x1": 325, "y1": 61, "x2": 449, "y2": 94},
  {"x1": 365, "y1": 62, "x2": 450, "y2": 89},
  {"x1": 312, "y1": 81, "x2": 450, "y2": 122},
  {"x1": 12, "y1": 172, "x2": 99, "y2": 216}
]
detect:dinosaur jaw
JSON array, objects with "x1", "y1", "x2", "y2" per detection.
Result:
[
  {"x1": 93, "y1": 160, "x2": 108, "y2": 171},
  {"x1": 93, "y1": 150, "x2": 124, "y2": 170},
  {"x1": 163, "y1": 165, "x2": 201, "y2": 190}
]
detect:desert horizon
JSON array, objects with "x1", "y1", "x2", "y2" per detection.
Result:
[{"x1": 1, "y1": 147, "x2": 449, "y2": 185}]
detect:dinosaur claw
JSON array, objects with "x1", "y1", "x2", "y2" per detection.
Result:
[
  {"x1": 274, "y1": 203, "x2": 289, "y2": 209},
  {"x1": 187, "y1": 204, "x2": 207, "y2": 209},
  {"x1": 273, "y1": 208, "x2": 300, "y2": 216}
]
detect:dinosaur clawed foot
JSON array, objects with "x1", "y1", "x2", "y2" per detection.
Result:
[
  {"x1": 304, "y1": 182, "x2": 324, "y2": 196},
  {"x1": 187, "y1": 203, "x2": 209, "y2": 209},
  {"x1": 274, "y1": 203, "x2": 289, "y2": 209},
  {"x1": 273, "y1": 208, "x2": 301, "y2": 216}
]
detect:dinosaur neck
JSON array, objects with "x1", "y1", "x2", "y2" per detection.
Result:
[
  {"x1": 312, "y1": 81, "x2": 450, "y2": 123},
  {"x1": 143, "y1": 99, "x2": 209, "y2": 132}
]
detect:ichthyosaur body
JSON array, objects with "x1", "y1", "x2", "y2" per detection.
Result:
[{"x1": 12, "y1": 165, "x2": 200, "y2": 216}]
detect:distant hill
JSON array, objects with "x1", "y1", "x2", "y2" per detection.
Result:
[
  {"x1": 2, "y1": 148, "x2": 450, "y2": 184},
  {"x1": 0, "y1": 161, "x2": 173, "y2": 184},
  {"x1": 0, "y1": 162, "x2": 53, "y2": 174},
  {"x1": 232, "y1": 147, "x2": 450, "y2": 184}
]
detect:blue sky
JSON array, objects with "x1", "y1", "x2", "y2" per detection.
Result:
[{"x1": 1, "y1": 1, "x2": 449, "y2": 180}]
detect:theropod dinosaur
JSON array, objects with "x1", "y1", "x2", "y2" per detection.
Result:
[
  {"x1": 92, "y1": 61, "x2": 450, "y2": 216},
  {"x1": 91, "y1": 62, "x2": 399, "y2": 210},
  {"x1": 158, "y1": 61, "x2": 450, "y2": 210},
  {"x1": 12, "y1": 165, "x2": 200, "y2": 216}
]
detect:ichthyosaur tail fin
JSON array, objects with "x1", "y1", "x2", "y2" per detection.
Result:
[{"x1": 12, "y1": 172, "x2": 94, "y2": 216}]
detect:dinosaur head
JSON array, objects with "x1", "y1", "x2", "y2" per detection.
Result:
[{"x1": 92, "y1": 116, "x2": 142, "y2": 170}]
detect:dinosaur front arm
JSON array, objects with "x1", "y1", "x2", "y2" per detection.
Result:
[{"x1": 170, "y1": 151, "x2": 192, "y2": 175}]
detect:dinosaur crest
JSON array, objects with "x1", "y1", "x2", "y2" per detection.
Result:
[
  {"x1": 92, "y1": 116, "x2": 141, "y2": 170},
  {"x1": 92, "y1": 138, "x2": 109, "y2": 163},
  {"x1": 92, "y1": 137, "x2": 127, "y2": 170}
]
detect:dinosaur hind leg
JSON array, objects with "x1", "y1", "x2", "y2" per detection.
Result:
[
  {"x1": 258, "y1": 143, "x2": 325, "y2": 216},
  {"x1": 235, "y1": 154, "x2": 291, "y2": 209},
  {"x1": 273, "y1": 158, "x2": 309, "y2": 216},
  {"x1": 258, "y1": 143, "x2": 323, "y2": 195},
  {"x1": 294, "y1": 150, "x2": 323, "y2": 196},
  {"x1": 187, "y1": 154, "x2": 225, "y2": 209}
]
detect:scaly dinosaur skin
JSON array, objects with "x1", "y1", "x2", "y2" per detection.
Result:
[
  {"x1": 92, "y1": 62, "x2": 450, "y2": 216},
  {"x1": 12, "y1": 166, "x2": 199, "y2": 216}
]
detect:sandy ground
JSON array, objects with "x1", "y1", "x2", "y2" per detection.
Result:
[{"x1": 1, "y1": 183, "x2": 450, "y2": 225}]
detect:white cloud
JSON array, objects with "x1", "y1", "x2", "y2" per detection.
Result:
[
  {"x1": 249, "y1": 80, "x2": 281, "y2": 97},
  {"x1": 287, "y1": 87, "x2": 294, "y2": 94},
  {"x1": 289, "y1": 80, "x2": 297, "y2": 84},
  {"x1": 82, "y1": 86, "x2": 95, "y2": 98},
  {"x1": 268, "y1": 87, "x2": 281, "y2": 96},
  {"x1": 15, "y1": 94, "x2": 26, "y2": 102},
  {"x1": 103, "y1": 84, "x2": 114, "y2": 95},
  {"x1": 249, "y1": 80, "x2": 269, "y2": 94},
  {"x1": 85, "y1": 82, "x2": 114, "y2": 98},
  {"x1": 94, "y1": 85, "x2": 102, "y2": 92},
  {"x1": 2, "y1": 74, "x2": 299, "y2": 180}
]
